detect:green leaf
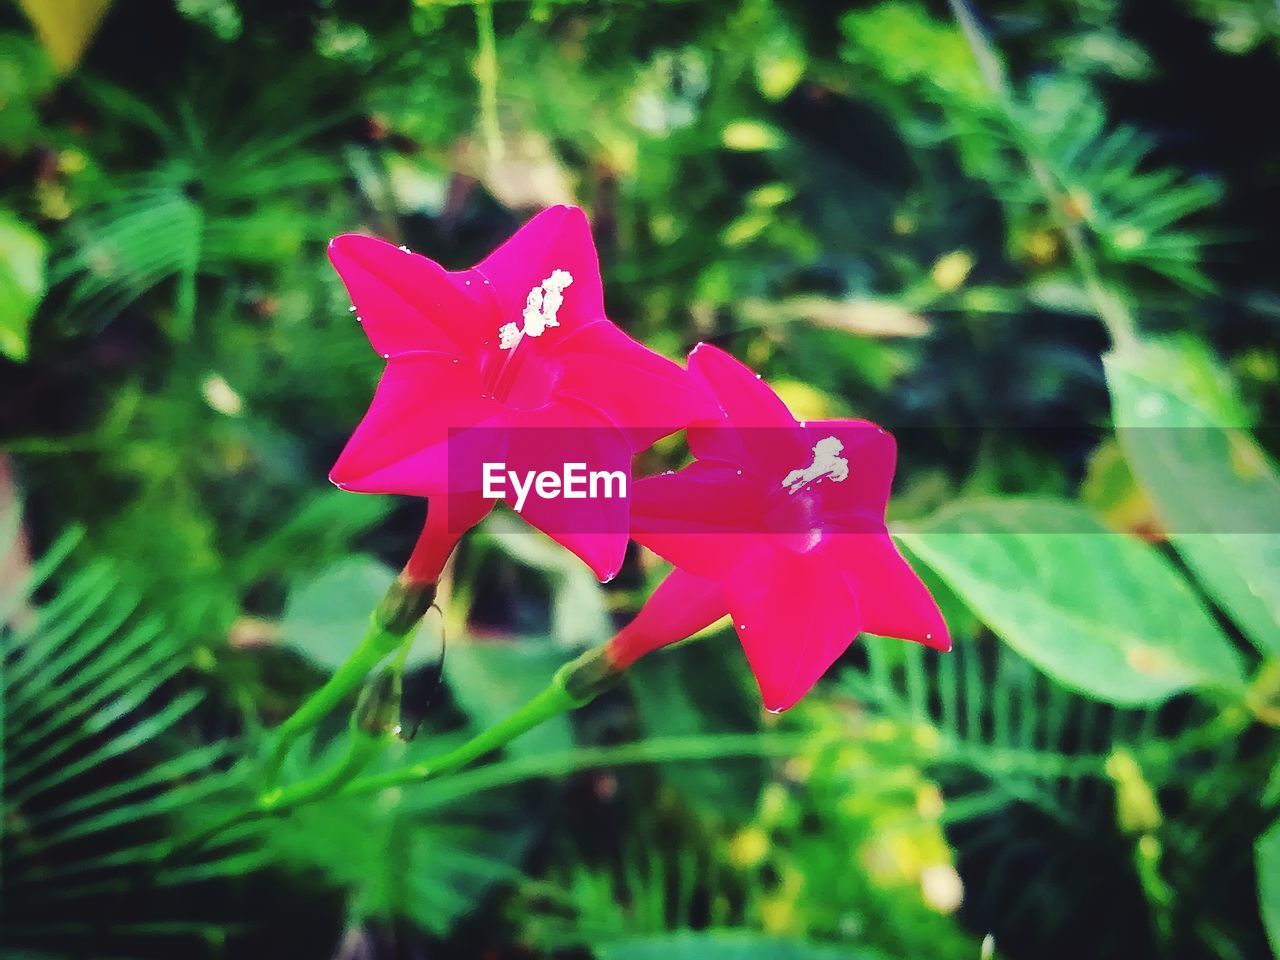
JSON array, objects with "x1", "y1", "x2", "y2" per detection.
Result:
[
  {"x1": 0, "y1": 33, "x2": 55, "y2": 150},
  {"x1": 3, "y1": 529, "x2": 243, "y2": 950},
  {"x1": 250, "y1": 735, "x2": 537, "y2": 936},
  {"x1": 0, "y1": 213, "x2": 47, "y2": 361},
  {"x1": 897, "y1": 498, "x2": 1245, "y2": 705},
  {"x1": 1257, "y1": 820, "x2": 1280, "y2": 959},
  {"x1": 280, "y1": 556, "x2": 435, "y2": 673},
  {"x1": 598, "y1": 931, "x2": 889, "y2": 960},
  {"x1": 1105, "y1": 341, "x2": 1280, "y2": 657}
]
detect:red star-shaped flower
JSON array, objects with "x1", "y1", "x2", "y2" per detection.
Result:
[
  {"x1": 329, "y1": 206, "x2": 708, "y2": 582},
  {"x1": 611, "y1": 343, "x2": 950, "y2": 711}
]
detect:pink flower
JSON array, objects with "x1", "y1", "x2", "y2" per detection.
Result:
[
  {"x1": 611, "y1": 343, "x2": 949, "y2": 712},
  {"x1": 328, "y1": 206, "x2": 707, "y2": 582}
]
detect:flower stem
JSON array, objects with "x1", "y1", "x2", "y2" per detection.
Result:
[
  {"x1": 175, "y1": 643, "x2": 621, "y2": 861},
  {"x1": 258, "y1": 722, "x2": 387, "y2": 814},
  {"x1": 946, "y1": 0, "x2": 1140, "y2": 353},
  {"x1": 166, "y1": 721, "x2": 387, "y2": 869},
  {"x1": 474, "y1": 0, "x2": 502, "y2": 171},
  {"x1": 342, "y1": 732, "x2": 810, "y2": 804},
  {"x1": 261, "y1": 579, "x2": 435, "y2": 787},
  {"x1": 270, "y1": 642, "x2": 619, "y2": 814}
]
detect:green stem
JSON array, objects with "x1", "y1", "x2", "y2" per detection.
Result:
[
  {"x1": 260, "y1": 725, "x2": 386, "y2": 813},
  {"x1": 946, "y1": 0, "x2": 1140, "y2": 353},
  {"x1": 166, "y1": 724, "x2": 387, "y2": 870},
  {"x1": 176, "y1": 644, "x2": 619, "y2": 860},
  {"x1": 344, "y1": 681, "x2": 581, "y2": 797},
  {"x1": 262, "y1": 580, "x2": 435, "y2": 787},
  {"x1": 341, "y1": 643, "x2": 618, "y2": 796},
  {"x1": 1143, "y1": 703, "x2": 1252, "y2": 769},
  {"x1": 474, "y1": 0, "x2": 502, "y2": 171},
  {"x1": 342, "y1": 732, "x2": 809, "y2": 803}
]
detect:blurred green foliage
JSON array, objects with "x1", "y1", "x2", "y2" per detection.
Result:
[{"x1": 2, "y1": 0, "x2": 1279, "y2": 958}]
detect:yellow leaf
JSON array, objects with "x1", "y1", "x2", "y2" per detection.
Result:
[
  {"x1": 771, "y1": 379, "x2": 846, "y2": 420},
  {"x1": 740, "y1": 295, "x2": 931, "y2": 338},
  {"x1": 1106, "y1": 747, "x2": 1162, "y2": 834},
  {"x1": 720, "y1": 211, "x2": 771, "y2": 247},
  {"x1": 17, "y1": 0, "x2": 112, "y2": 75},
  {"x1": 930, "y1": 249, "x2": 974, "y2": 292},
  {"x1": 721, "y1": 120, "x2": 782, "y2": 151}
]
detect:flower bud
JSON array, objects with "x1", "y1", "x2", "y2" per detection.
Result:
[
  {"x1": 354, "y1": 666, "x2": 402, "y2": 737},
  {"x1": 555, "y1": 644, "x2": 624, "y2": 704},
  {"x1": 375, "y1": 579, "x2": 437, "y2": 635}
]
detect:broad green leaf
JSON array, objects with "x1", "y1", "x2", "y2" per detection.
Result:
[
  {"x1": 1257, "y1": 820, "x2": 1280, "y2": 959},
  {"x1": 551, "y1": 566, "x2": 612, "y2": 649},
  {"x1": 0, "y1": 213, "x2": 47, "y2": 362},
  {"x1": 898, "y1": 498, "x2": 1245, "y2": 705},
  {"x1": 1105, "y1": 341, "x2": 1280, "y2": 657},
  {"x1": 280, "y1": 556, "x2": 436, "y2": 673},
  {"x1": 598, "y1": 931, "x2": 889, "y2": 960}
]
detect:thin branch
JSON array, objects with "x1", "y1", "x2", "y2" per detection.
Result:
[{"x1": 947, "y1": 0, "x2": 1140, "y2": 352}]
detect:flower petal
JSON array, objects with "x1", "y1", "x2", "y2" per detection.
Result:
[
  {"x1": 330, "y1": 352, "x2": 503, "y2": 496},
  {"x1": 505, "y1": 399, "x2": 634, "y2": 582},
  {"x1": 821, "y1": 530, "x2": 950, "y2": 650},
  {"x1": 794, "y1": 419, "x2": 897, "y2": 522},
  {"x1": 725, "y1": 548, "x2": 862, "y2": 712},
  {"x1": 631, "y1": 461, "x2": 768, "y2": 579},
  {"x1": 554, "y1": 321, "x2": 717, "y2": 448},
  {"x1": 609, "y1": 570, "x2": 728, "y2": 668},
  {"x1": 688, "y1": 342, "x2": 797, "y2": 428},
  {"x1": 329, "y1": 234, "x2": 492, "y2": 359},
  {"x1": 405, "y1": 491, "x2": 495, "y2": 583},
  {"x1": 686, "y1": 343, "x2": 808, "y2": 476},
  {"x1": 474, "y1": 205, "x2": 606, "y2": 337}
]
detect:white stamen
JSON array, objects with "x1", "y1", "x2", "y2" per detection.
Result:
[
  {"x1": 498, "y1": 323, "x2": 523, "y2": 350},
  {"x1": 782, "y1": 436, "x2": 849, "y2": 494},
  {"x1": 522, "y1": 286, "x2": 546, "y2": 335},
  {"x1": 499, "y1": 269, "x2": 573, "y2": 350}
]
